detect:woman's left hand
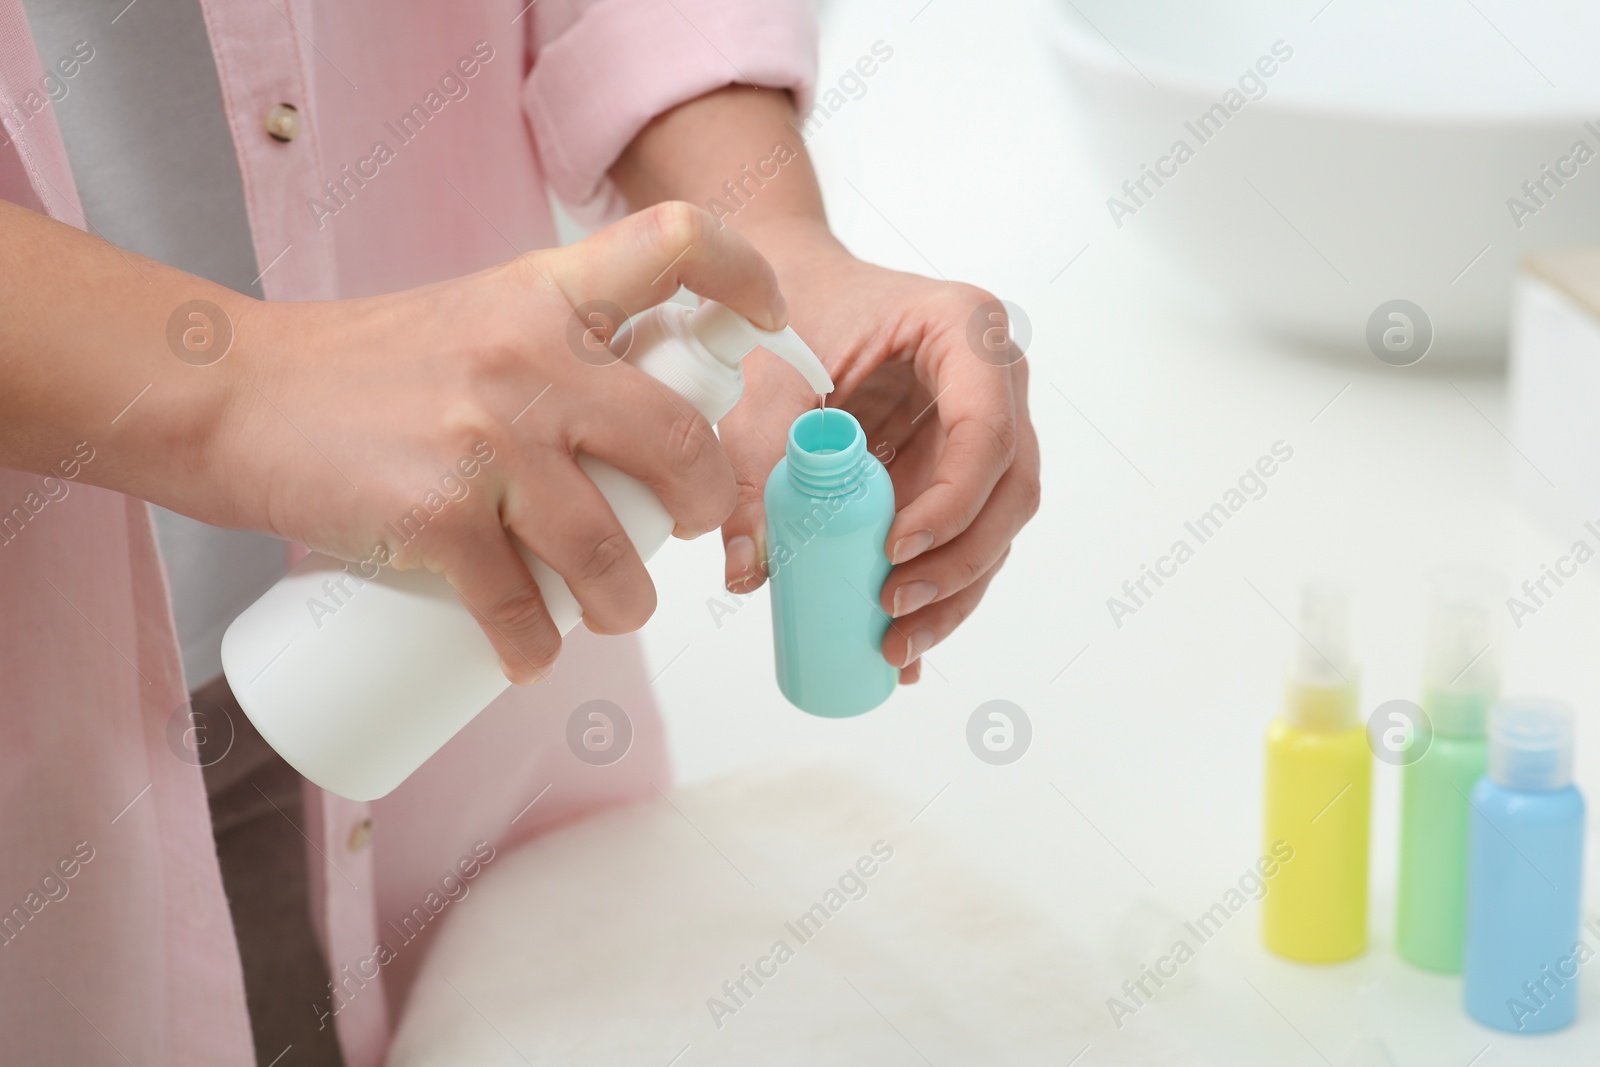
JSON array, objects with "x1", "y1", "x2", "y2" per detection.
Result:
[{"x1": 718, "y1": 217, "x2": 1041, "y2": 683}]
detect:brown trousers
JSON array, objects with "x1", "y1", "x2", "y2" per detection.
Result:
[{"x1": 193, "y1": 674, "x2": 347, "y2": 1067}]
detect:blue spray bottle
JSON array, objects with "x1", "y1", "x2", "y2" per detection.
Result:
[
  {"x1": 765, "y1": 407, "x2": 897, "y2": 717},
  {"x1": 1463, "y1": 698, "x2": 1586, "y2": 1033}
]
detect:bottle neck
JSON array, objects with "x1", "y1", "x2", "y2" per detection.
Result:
[
  {"x1": 1422, "y1": 682, "x2": 1492, "y2": 739},
  {"x1": 786, "y1": 408, "x2": 870, "y2": 497},
  {"x1": 1284, "y1": 675, "x2": 1358, "y2": 732}
]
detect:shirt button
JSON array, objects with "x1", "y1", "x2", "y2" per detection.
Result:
[
  {"x1": 347, "y1": 817, "x2": 374, "y2": 852},
  {"x1": 265, "y1": 103, "x2": 301, "y2": 142}
]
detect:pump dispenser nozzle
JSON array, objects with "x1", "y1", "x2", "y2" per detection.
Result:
[
  {"x1": 689, "y1": 301, "x2": 835, "y2": 395},
  {"x1": 1295, "y1": 582, "x2": 1353, "y2": 683},
  {"x1": 1287, "y1": 581, "x2": 1358, "y2": 731},
  {"x1": 1422, "y1": 567, "x2": 1502, "y2": 737}
]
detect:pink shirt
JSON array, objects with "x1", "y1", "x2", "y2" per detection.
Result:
[{"x1": 0, "y1": 2, "x2": 815, "y2": 1064}]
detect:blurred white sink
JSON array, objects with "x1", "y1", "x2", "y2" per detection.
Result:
[{"x1": 1054, "y1": 0, "x2": 1600, "y2": 363}]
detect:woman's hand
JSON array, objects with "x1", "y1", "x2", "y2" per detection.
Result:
[
  {"x1": 219, "y1": 202, "x2": 785, "y2": 682},
  {"x1": 720, "y1": 218, "x2": 1041, "y2": 683}
]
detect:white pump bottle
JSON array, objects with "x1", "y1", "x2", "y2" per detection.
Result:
[{"x1": 220, "y1": 301, "x2": 833, "y2": 801}]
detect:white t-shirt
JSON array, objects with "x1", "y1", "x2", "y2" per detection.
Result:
[{"x1": 25, "y1": 0, "x2": 289, "y2": 686}]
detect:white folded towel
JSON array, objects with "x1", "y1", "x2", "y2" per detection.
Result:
[{"x1": 388, "y1": 766, "x2": 1211, "y2": 1066}]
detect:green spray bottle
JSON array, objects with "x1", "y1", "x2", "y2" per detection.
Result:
[{"x1": 1394, "y1": 567, "x2": 1501, "y2": 972}]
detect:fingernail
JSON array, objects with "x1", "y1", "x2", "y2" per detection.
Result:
[
  {"x1": 892, "y1": 580, "x2": 938, "y2": 618},
  {"x1": 726, "y1": 535, "x2": 757, "y2": 592},
  {"x1": 901, "y1": 627, "x2": 934, "y2": 668},
  {"x1": 503, "y1": 661, "x2": 544, "y2": 686},
  {"x1": 769, "y1": 290, "x2": 789, "y2": 329},
  {"x1": 891, "y1": 530, "x2": 934, "y2": 565}
]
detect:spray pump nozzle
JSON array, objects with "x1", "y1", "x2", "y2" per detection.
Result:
[{"x1": 689, "y1": 301, "x2": 835, "y2": 395}]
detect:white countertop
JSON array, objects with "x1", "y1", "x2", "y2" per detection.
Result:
[{"x1": 629, "y1": 1, "x2": 1600, "y2": 1064}]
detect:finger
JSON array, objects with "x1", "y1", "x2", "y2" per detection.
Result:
[
  {"x1": 881, "y1": 551, "x2": 1008, "y2": 670},
  {"x1": 881, "y1": 414, "x2": 941, "y2": 507},
  {"x1": 882, "y1": 415, "x2": 1039, "y2": 616},
  {"x1": 715, "y1": 348, "x2": 815, "y2": 592},
  {"x1": 549, "y1": 201, "x2": 787, "y2": 333},
  {"x1": 432, "y1": 524, "x2": 562, "y2": 684},
  {"x1": 884, "y1": 338, "x2": 1018, "y2": 567},
  {"x1": 551, "y1": 369, "x2": 740, "y2": 539},
  {"x1": 899, "y1": 659, "x2": 922, "y2": 685},
  {"x1": 502, "y1": 457, "x2": 655, "y2": 635}
]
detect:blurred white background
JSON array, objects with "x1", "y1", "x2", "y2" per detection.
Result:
[{"x1": 621, "y1": 0, "x2": 1600, "y2": 1063}]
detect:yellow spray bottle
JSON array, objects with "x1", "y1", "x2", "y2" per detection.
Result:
[{"x1": 1261, "y1": 582, "x2": 1370, "y2": 962}]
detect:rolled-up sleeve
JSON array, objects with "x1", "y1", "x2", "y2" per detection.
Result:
[{"x1": 524, "y1": 0, "x2": 817, "y2": 219}]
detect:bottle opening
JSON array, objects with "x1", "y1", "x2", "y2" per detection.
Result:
[
  {"x1": 786, "y1": 408, "x2": 870, "y2": 496},
  {"x1": 793, "y1": 408, "x2": 856, "y2": 455}
]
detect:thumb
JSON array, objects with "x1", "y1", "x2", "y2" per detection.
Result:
[
  {"x1": 544, "y1": 201, "x2": 787, "y2": 335},
  {"x1": 717, "y1": 348, "x2": 814, "y2": 593}
]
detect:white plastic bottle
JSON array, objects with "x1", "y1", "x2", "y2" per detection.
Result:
[{"x1": 220, "y1": 301, "x2": 833, "y2": 800}]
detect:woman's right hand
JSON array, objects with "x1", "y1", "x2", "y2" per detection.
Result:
[{"x1": 200, "y1": 202, "x2": 786, "y2": 682}]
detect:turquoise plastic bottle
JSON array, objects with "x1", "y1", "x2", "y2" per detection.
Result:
[
  {"x1": 765, "y1": 407, "x2": 897, "y2": 717},
  {"x1": 1463, "y1": 698, "x2": 1585, "y2": 1033},
  {"x1": 1396, "y1": 568, "x2": 1500, "y2": 973}
]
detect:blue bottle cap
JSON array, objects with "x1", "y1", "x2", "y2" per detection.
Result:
[{"x1": 1488, "y1": 697, "x2": 1575, "y2": 790}]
